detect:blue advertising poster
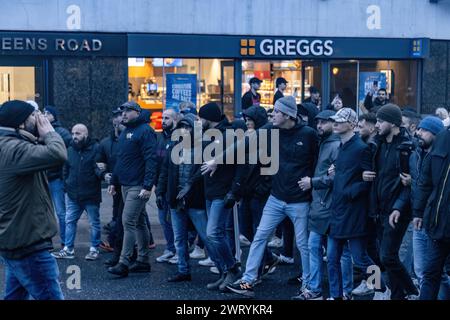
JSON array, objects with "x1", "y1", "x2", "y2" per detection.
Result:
[
  {"x1": 166, "y1": 73, "x2": 197, "y2": 110},
  {"x1": 358, "y1": 72, "x2": 387, "y2": 107}
]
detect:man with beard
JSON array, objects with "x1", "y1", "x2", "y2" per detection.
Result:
[
  {"x1": 52, "y1": 124, "x2": 102, "y2": 261},
  {"x1": 410, "y1": 117, "x2": 449, "y2": 299},
  {"x1": 356, "y1": 113, "x2": 377, "y2": 145},
  {"x1": 155, "y1": 108, "x2": 178, "y2": 263},
  {"x1": 0, "y1": 100, "x2": 67, "y2": 300},
  {"x1": 362, "y1": 104, "x2": 418, "y2": 300},
  {"x1": 363, "y1": 88, "x2": 389, "y2": 114}
]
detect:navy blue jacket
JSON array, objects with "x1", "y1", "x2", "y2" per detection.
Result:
[
  {"x1": 97, "y1": 131, "x2": 120, "y2": 179},
  {"x1": 64, "y1": 138, "x2": 102, "y2": 204},
  {"x1": 329, "y1": 134, "x2": 372, "y2": 239},
  {"x1": 111, "y1": 111, "x2": 158, "y2": 190},
  {"x1": 47, "y1": 121, "x2": 71, "y2": 181}
]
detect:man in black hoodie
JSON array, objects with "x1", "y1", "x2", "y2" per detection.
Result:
[
  {"x1": 228, "y1": 96, "x2": 318, "y2": 298},
  {"x1": 107, "y1": 101, "x2": 158, "y2": 277},
  {"x1": 44, "y1": 106, "x2": 71, "y2": 248},
  {"x1": 362, "y1": 104, "x2": 418, "y2": 300}
]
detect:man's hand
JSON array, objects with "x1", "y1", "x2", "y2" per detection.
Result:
[
  {"x1": 97, "y1": 163, "x2": 107, "y2": 171},
  {"x1": 400, "y1": 173, "x2": 412, "y2": 187},
  {"x1": 108, "y1": 185, "x2": 116, "y2": 196},
  {"x1": 36, "y1": 113, "x2": 55, "y2": 138},
  {"x1": 156, "y1": 195, "x2": 164, "y2": 209},
  {"x1": 104, "y1": 173, "x2": 112, "y2": 184},
  {"x1": 176, "y1": 185, "x2": 191, "y2": 200},
  {"x1": 138, "y1": 189, "x2": 151, "y2": 200},
  {"x1": 328, "y1": 164, "x2": 335, "y2": 177},
  {"x1": 413, "y1": 217, "x2": 423, "y2": 230},
  {"x1": 201, "y1": 159, "x2": 217, "y2": 177},
  {"x1": 389, "y1": 210, "x2": 401, "y2": 229},
  {"x1": 362, "y1": 171, "x2": 377, "y2": 182},
  {"x1": 298, "y1": 177, "x2": 312, "y2": 191},
  {"x1": 223, "y1": 193, "x2": 237, "y2": 209}
]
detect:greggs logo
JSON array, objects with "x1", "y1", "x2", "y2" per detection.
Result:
[{"x1": 240, "y1": 38, "x2": 334, "y2": 57}]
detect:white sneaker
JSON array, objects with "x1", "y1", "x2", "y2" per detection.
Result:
[
  {"x1": 156, "y1": 250, "x2": 175, "y2": 263},
  {"x1": 85, "y1": 248, "x2": 99, "y2": 261},
  {"x1": 189, "y1": 245, "x2": 206, "y2": 259},
  {"x1": 352, "y1": 280, "x2": 374, "y2": 296},
  {"x1": 276, "y1": 254, "x2": 294, "y2": 265},
  {"x1": 373, "y1": 288, "x2": 391, "y2": 300},
  {"x1": 268, "y1": 236, "x2": 283, "y2": 248},
  {"x1": 52, "y1": 247, "x2": 75, "y2": 259},
  {"x1": 168, "y1": 254, "x2": 179, "y2": 264},
  {"x1": 239, "y1": 235, "x2": 251, "y2": 247},
  {"x1": 198, "y1": 257, "x2": 215, "y2": 267},
  {"x1": 210, "y1": 266, "x2": 220, "y2": 274}
]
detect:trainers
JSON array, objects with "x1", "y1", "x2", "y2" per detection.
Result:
[
  {"x1": 292, "y1": 288, "x2": 323, "y2": 300},
  {"x1": 287, "y1": 274, "x2": 303, "y2": 286},
  {"x1": 343, "y1": 293, "x2": 353, "y2": 300},
  {"x1": 129, "y1": 261, "x2": 151, "y2": 273},
  {"x1": 168, "y1": 254, "x2": 179, "y2": 265},
  {"x1": 406, "y1": 294, "x2": 419, "y2": 300},
  {"x1": 219, "y1": 269, "x2": 242, "y2": 292},
  {"x1": 373, "y1": 288, "x2": 391, "y2": 300},
  {"x1": 168, "y1": 273, "x2": 191, "y2": 282},
  {"x1": 210, "y1": 266, "x2": 220, "y2": 274},
  {"x1": 156, "y1": 250, "x2": 175, "y2": 263},
  {"x1": 207, "y1": 274, "x2": 226, "y2": 291},
  {"x1": 104, "y1": 255, "x2": 120, "y2": 267},
  {"x1": 189, "y1": 245, "x2": 206, "y2": 259},
  {"x1": 52, "y1": 247, "x2": 75, "y2": 259},
  {"x1": 239, "y1": 235, "x2": 251, "y2": 247},
  {"x1": 85, "y1": 248, "x2": 99, "y2": 261},
  {"x1": 261, "y1": 258, "x2": 279, "y2": 278},
  {"x1": 107, "y1": 262, "x2": 129, "y2": 277},
  {"x1": 227, "y1": 280, "x2": 255, "y2": 298},
  {"x1": 199, "y1": 257, "x2": 215, "y2": 267},
  {"x1": 275, "y1": 253, "x2": 294, "y2": 265},
  {"x1": 352, "y1": 280, "x2": 374, "y2": 296},
  {"x1": 267, "y1": 236, "x2": 283, "y2": 248}
]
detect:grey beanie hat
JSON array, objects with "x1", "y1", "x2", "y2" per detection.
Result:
[{"x1": 274, "y1": 96, "x2": 297, "y2": 118}]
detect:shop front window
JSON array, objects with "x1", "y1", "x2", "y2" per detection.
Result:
[{"x1": 330, "y1": 60, "x2": 358, "y2": 109}]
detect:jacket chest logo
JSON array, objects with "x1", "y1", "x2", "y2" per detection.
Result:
[
  {"x1": 296, "y1": 141, "x2": 303, "y2": 146},
  {"x1": 126, "y1": 133, "x2": 134, "y2": 139}
]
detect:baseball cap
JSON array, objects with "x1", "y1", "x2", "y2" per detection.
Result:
[
  {"x1": 112, "y1": 107, "x2": 122, "y2": 115},
  {"x1": 276, "y1": 77, "x2": 288, "y2": 87},
  {"x1": 330, "y1": 108, "x2": 357, "y2": 125},
  {"x1": 119, "y1": 101, "x2": 141, "y2": 112},
  {"x1": 249, "y1": 77, "x2": 263, "y2": 85}
]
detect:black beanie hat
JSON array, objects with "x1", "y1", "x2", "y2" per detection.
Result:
[
  {"x1": 199, "y1": 102, "x2": 222, "y2": 122},
  {"x1": 376, "y1": 103, "x2": 402, "y2": 127},
  {"x1": 44, "y1": 105, "x2": 58, "y2": 121},
  {"x1": 0, "y1": 100, "x2": 36, "y2": 129}
]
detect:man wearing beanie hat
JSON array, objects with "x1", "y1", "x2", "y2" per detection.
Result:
[
  {"x1": 361, "y1": 103, "x2": 418, "y2": 300},
  {"x1": 43, "y1": 105, "x2": 72, "y2": 249},
  {"x1": 0, "y1": 100, "x2": 67, "y2": 299},
  {"x1": 228, "y1": 96, "x2": 319, "y2": 297}
]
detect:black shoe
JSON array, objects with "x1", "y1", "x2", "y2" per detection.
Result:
[
  {"x1": 129, "y1": 261, "x2": 151, "y2": 273},
  {"x1": 227, "y1": 280, "x2": 255, "y2": 298},
  {"x1": 261, "y1": 258, "x2": 279, "y2": 278},
  {"x1": 219, "y1": 268, "x2": 241, "y2": 292},
  {"x1": 207, "y1": 273, "x2": 226, "y2": 290},
  {"x1": 168, "y1": 273, "x2": 191, "y2": 282},
  {"x1": 107, "y1": 263, "x2": 129, "y2": 277},
  {"x1": 104, "y1": 256, "x2": 120, "y2": 267}
]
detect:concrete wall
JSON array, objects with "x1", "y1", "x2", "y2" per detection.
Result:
[{"x1": 1, "y1": 0, "x2": 450, "y2": 39}]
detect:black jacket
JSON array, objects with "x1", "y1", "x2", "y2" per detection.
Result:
[
  {"x1": 329, "y1": 134, "x2": 372, "y2": 239},
  {"x1": 242, "y1": 90, "x2": 261, "y2": 110},
  {"x1": 155, "y1": 128, "x2": 173, "y2": 185},
  {"x1": 369, "y1": 128, "x2": 413, "y2": 217},
  {"x1": 64, "y1": 138, "x2": 102, "y2": 204},
  {"x1": 47, "y1": 121, "x2": 71, "y2": 181},
  {"x1": 111, "y1": 111, "x2": 158, "y2": 190},
  {"x1": 97, "y1": 131, "x2": 120, "y2": 179},
  {"x1": 271, "y1": 120, "x2": 318, "y2": 203},
  {"x1": 363, "y1": 93, "x2": 388, "y2": 113},
  {"x1": 273, "y1": 90, "x2": 284, "y2": 105},
  {"x1": 413, "y1": 128, "x2": 450, "y2": 241}
]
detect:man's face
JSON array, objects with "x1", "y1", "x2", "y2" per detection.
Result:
[
  {"x1": 162, "y1": 110, "x2": 177, "y2": 131},
  {"x1": 416, "y1": 128, "x2": 435, "y2": 149},
  {"x1": 357, "y1": 119, "x2": 375, "y2": 140},
  {"x1": 72, "y1": 125, "x2": 88, "y2": 145},
  {"x1": 316, "y1": 119, "x2": 333, "y2": 137},
  {"x1": 278, "y1": 83, "x2": 287, "y2": 91},
  {"x1": 251, "y1": 82, "x2": 261, "y2": 91},
  {"x1": 245, "y1": 117, "x2": 255, "y2": 130},
  {"x1": 378, "y1": 90, "x2": 387, "y2": 102},
  {"x1": 23, "y1": 111, "x2": 38, "y2": 136},
  {"x1": 112, "y1": 114, "x2": 125, "y2": 132},
  {"x1": 333, "y1": 121, "x2": 352, "y2": 135},
  {"x1": 271, "y1": 108, "x2": 288, "y2": 127},
  {"x1": 333, "y1": 98, "x2": 343, "y2": 111},
  {"x1": 121, "y1": 108, "x2": 140, "y2": 124},
  {"x1": 311, "y1": 92, "x2": 320, "y2": 102},
  {"x1": 402, "y1": 116, "x2": 417, "y2": 136},
  {"x1": 43, "y1": 110, "x2": 55, "y2": 123},
  {"x1": 375, "y1": 119, "x2": 393, "y2": 137}
]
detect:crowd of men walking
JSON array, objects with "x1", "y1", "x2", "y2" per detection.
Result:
[{"x1": 0, "y1": 77, "x2": 449, "y2": 300}]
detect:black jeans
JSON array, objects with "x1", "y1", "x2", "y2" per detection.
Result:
[
  {"x1": 380, "y1": 214, "x2": 418, "y2": 299},
  {"x1": 420, "y1": 238, "x2": 450, "y2": 300},
  {"x1": 281, "y1": 217, "x2": 294, "y2": 258}
]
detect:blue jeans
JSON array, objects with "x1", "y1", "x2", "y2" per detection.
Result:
[
  {"x1": 65, "y1": 196, "x2": 101, "y2": 250},
  {"x1": 242, "y1": 195, "x2": 310, "y2": 284},
  {"x1": 48, "y1": 178, "x2": 66, "y2": 246},
  {"x1": 171, "y1": 208, "x2": 212, "y2": 275},
  {"x1": 414, "y1": 230, "x2": 450, "y2": 300},
  {"x1": 158, "y1": 198, "x2": 175, "y2": 253},
  {"x1": 206, "y1": 199, "x2": 235, "y2": 274},
  {"x1": 3, "y1": 250, "x2": 64, "y2": 300},
  {"x1": 327, "y1": 236, "x2": 384, "y2": 299},
  {"x1": 308, "y1": 231, "x2": 353, "y2": 295}
]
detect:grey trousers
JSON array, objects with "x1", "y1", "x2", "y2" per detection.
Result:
[{"x1": 119, "y1": 186, "x2": 150, "y2": 266}]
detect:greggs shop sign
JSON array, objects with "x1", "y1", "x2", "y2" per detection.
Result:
[{"x1": 240, "y1": 38, "x2": 334, "y2": 57}]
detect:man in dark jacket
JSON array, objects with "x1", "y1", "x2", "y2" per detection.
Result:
[
  {"x1": 241, "y1": 77, "x2": 262, "y2": 110},
  {"x1": 228, "y1": 96, "x2": 318, "y2": 298},
  {"x1": 363, "y1": 88, "x2": 388, "y2": 114},
  {"x1": 52, "y1": 124, "x2": 102, "y2": 261},
  {"x1": 362, "y1": 104, "x2": 418, "y2": 300},
  {"x1": 156, "y1": 113, "x2": 213, "y2": 282},
  {"x1": 326, "y1": 107, "x2": 382, "y2": 300},
  {"x1": 413, "y1": 126, "x2": 450, "y2": 300},
  {"x1": 44, "y1": 105, "x2": 71, "y2": 248},
  {"x1": 0, "y1": 100, "x2": 67, "y2": 300},
  {"x1": 304, "y1": 86, "x2": 320, "y2": 107},
  {"x1": 155, "y1": 108, "x2": 178, "y2": 263},
  {"x1": 273, "y1": 77, "x2": 287, "y2": 105},
  {"x1": 294, "y1": 110, "x2": 353, "y2": 300},
  {"x1": 107, "y1": 101, "x2": 158, "y2": 277}
]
